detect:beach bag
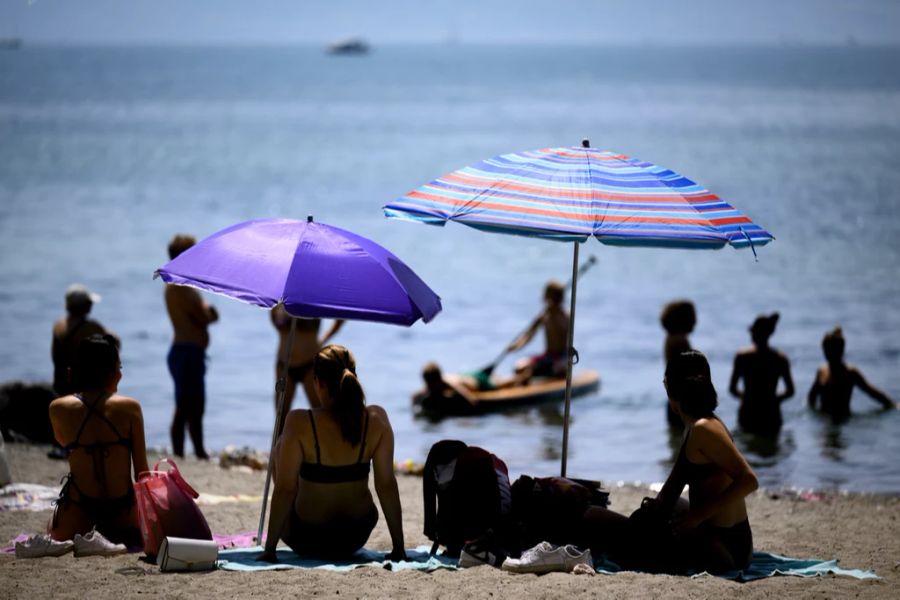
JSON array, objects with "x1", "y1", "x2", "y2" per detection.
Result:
[
  {"x1": 157, "y1": 536, "x2": 219, "y2": 572},
  {"x1": 423, "y1": 440, "x2": 515, "y2": 558},
  {"x1": 134, "y1": 458, "x2": 213, "y2": 558},
  {"x1": 511, "y1": 475, "x2": 609, "y2": 549},
  {"x1": 619, "y1": 497, "x2": 688, "y2": 574}
]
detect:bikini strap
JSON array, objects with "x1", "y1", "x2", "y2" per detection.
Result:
[
  {"x1": 357, "y1": 410, "x2": 370, "y2": 463},
  {"x1": 73, "y1": 393, "x2": 127, "y2": 444},
  {"x1": 307, "y1": 410, "x2": 322, "y2": 464}
]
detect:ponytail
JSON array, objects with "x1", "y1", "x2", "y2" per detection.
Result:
[
  {"x1": 314, "y1": 345, "x2": 366, "y2": 445},
  {"x1": 665, "y1": 350, "x2": 717, "y2": 418}
]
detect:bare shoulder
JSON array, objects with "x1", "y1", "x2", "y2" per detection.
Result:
[
  {"x1": 49, "y1": 395, "x2": 77, "y2": 413},
  {"x1": 109, "y1": 394, "x2": 142, "y2": 414},
  {"x1": 692, "y1": 417, "x2": 731, "y2": 443},
  {"x1": 366, "y1": 405, "x2": 392, "y2": 429}
]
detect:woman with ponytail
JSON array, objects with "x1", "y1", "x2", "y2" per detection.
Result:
[
  {"x1": 257, "y1": 345, "x2": 406, "y2": 562},
  {"x1": 580, "y1": 350, "x2": 758, "y2": 574}
]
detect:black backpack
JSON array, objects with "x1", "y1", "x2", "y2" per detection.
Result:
[{"x1": 422, "y1": 440, "x2": 515, "y2": 558}]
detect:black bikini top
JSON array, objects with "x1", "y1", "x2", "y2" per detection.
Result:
[
  {"x1": 677, "y1": 423, "x2": 721, "y2": 486},
  {"x1": 299, "y1": 410, "x2": 371, "y2": 484},
  {"x1": 63, "y1": 393, "x2": 132, "y2": 491},
  {"x1": 63, "y1": 393, "x2": 132, "y2": 456}
]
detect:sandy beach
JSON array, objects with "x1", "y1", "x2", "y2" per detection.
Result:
[{"x1": 0, "y1": 443, "x2": 897, "y2": 599}]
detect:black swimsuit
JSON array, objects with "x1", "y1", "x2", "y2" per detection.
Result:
[
  {"x1": 54, "y1": 394, "x2": 140, "y2": 546},
  {"x1": 285, "y1": 410, "x2": 378, "y2": 558},
  {"x1": 676, "y1": 425, "x2": 753, "y2": 571},
  {"x1": 299, "y1": 411, "x2": 371, "y2": 483}
]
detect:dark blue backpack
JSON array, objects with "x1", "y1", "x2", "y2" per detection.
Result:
[{"x1": 422, "y1": 440, "x2": 514, "y2": 558}]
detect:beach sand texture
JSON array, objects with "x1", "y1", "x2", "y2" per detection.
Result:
[{"x1": 1, "y1": 443, "x2": 898, "y2": 599}]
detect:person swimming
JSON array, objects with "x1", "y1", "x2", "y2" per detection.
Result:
[
  {"x1": 808, "y1": 327, "x2": 898, "y2": 422},
  {"x1": 728, "y1": 313, "x2": 795, "y2": 436},
  {"x1": 256, "y1": 345, "x2": 406, "y2": 562}
]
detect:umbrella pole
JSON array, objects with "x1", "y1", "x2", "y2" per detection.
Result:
[
  {"x1": 560, "y1": 241, "x2": 580, "y2": 477},
  {"x1": 257, "y1": 314, "x2": 298, "y2": 545}
]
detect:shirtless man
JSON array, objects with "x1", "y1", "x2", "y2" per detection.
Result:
[
  {"x1": 729, "y1": 313, "x2": 795, "y2": 436},
  {"x1": 271, "y1": 304, "x2": 344, "y2": 422},
  {"x1": 164, "y1": 234, "x2": 219, "y2": 459},
  {"x1": 808, "y1": 327, "x2": 897, "y2": 422},
  {"x1": 508, "y1": 280, "x2": 570, "y2": 385},
  {"x1": 52, "y1": 284, "x2": 117, "y2": 396}
]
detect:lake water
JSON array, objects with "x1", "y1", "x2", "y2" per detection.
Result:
[{"x1": 2, "y1": 44, "x2": 899, "y2": 493}]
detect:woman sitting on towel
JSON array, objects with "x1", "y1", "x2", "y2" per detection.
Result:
[
  {"x1": 48, "y1": 334, "x2": 149, "y2": 547},
  {"x1": 582, "y1": 350, "x2": 758, "y2": 574},
  {"x1": 257, "y1": 344, "x2": 406, "y2": 561}
]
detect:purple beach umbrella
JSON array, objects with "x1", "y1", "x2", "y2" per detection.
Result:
[{"x1": 154, "y1": 216, "x2": 442, "y2": 542}]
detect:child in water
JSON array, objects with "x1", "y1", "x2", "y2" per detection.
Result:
[
  {"x1": 660, "y1": 300, "x2": 696, "y2": 428},
  {"x1": 808, "y1": 327, "x2": 898, "y2": 422}
]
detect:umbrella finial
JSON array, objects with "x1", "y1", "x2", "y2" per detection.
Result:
[
  {"x1": 582, "y1": 139, "x2": 590, "y2": 148},
  {"x1": 307, "y1": 215, "x2": 313, "y2": 223}
]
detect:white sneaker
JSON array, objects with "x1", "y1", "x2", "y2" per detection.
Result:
[
  {"x1": 501, "y1": 542, "x2": 593, "y2": 574},
  {"x1": 15, "y1": 535, "x2": 74, "y2": 558},
  {"x1": 73, "y1": 529, "x2": 127, "y2": 557}
]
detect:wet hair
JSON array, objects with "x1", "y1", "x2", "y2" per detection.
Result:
[
  {"x1": 314, "y1": 345, "x2": 366, "y2": 445},
  {"x1": 822, "y1": 327, "x2": 845, "y2": 363},
  {"x1": 664, "y1": 350, "x2": 718, "y2": 418},
  {"x1": 168, "y1": 234, "x2": 196, "y2": 260},
  {"x1": 544, "y1": 280, "x2": 565, "y2": 305},
  {"x1": 70, "y1": 334, "x2": 121, "y2": 392},
  {"x1": 660, "y1": 300, "x2": 696, "y2": 335},
  {"x1": 750, "y1": 312, "x2": 779, "y2": 343}
]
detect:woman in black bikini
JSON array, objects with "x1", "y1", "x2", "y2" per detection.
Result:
[
  {"x1": 257, "y1": 344, "x2": 406, "y2": 562},
  {"x1": 581, "y1": 350, "x2": 758, "y2": 574},
  {"x1": 48, "y1": 334, "x2": 149, "y2": 547},
  {"x1": 271, "y1": 305, "x2": 344, "y2": 421}
]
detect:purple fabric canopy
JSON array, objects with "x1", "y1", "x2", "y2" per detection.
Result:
[{"x1": 154, "y1": 218, "x2": 441, "y2": 326}]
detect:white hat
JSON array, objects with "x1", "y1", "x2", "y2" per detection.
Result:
[{"x1": 65, "y1": 283, "x2": 101, "y2": 308}]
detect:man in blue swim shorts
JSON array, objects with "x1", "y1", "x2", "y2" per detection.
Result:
[{"x1": 164, "y1": 235, "x2": 219, "y2": 459}]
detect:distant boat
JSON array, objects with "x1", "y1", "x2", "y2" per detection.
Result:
[
  {"x1": 327, "y1": 38, "x2": 369, "y2": 55},
  {"x1": 0, "y1": 37, "x2": 22, "y2": 50}
]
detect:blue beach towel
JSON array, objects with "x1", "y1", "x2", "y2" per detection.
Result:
[
  {"x1": 217, "y1": 545, "x2": 457, "y2": 572},
  {"x1": 594, "y1": 551, "x2": 878, "y2": 582}
]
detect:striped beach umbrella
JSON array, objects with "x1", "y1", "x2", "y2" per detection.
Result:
[{"x1": 384, "y1": 141, "x2": 773, "y2": 476}]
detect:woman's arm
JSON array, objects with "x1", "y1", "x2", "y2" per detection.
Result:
[
  {"x1": 778, "y1": 353, "x2": 795, "y2": 402},
  {"x1": 128, "y1": 399, "x2": 149, "y2": 478},
  {"x1": 672, "y1": 421, "x2": 758, "y2": 533},
  {"x1": 852, "y1": 368, "x2": 898, "y2": 409},
  {"x1": 318, "y1": 319, "x2": 345, "y2": 347},
  {"x1": 728, "y1": 354, "x2": 743, "y2": 400},
  {"x1": 257, "y1": 411, "x2": 303, "y2": 561},
  {"x1": 808, "y1": 368, "x2": 823, "y2": 409},
  {"x1": 371, "y1": 407, "x2": 406, "y2": 560},
  {"x1": 655, "y1": 450, "x2": 687, "y2": 515}
]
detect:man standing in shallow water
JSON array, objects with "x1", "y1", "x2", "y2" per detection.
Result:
[{"x1": 164, "y1": 234, "x2": 219, "y2": 459}]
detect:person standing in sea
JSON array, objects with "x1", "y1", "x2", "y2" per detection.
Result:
[
  {"x1": 52, "y1": 284, "x2": 118, "y2": 397},
  {"x1": 808, "y1": 327, "x2": 898, "y2": 422},
  {"x1": 660, "y1": 300, "x2": 696, "y2": 429},
  {"x1": 270, "y1": 304, "x2": 344, "y2": 425},
  {"x1": 728, "y1": 313, "x2": 795, "y2": 437},
  {"x1": 164, "y1": 234, "x2": 219, "y2": 459}
]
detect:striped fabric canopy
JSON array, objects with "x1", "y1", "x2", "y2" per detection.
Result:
[{"x1": 384, "y1": 146, "x2": 773, "y2": 250}]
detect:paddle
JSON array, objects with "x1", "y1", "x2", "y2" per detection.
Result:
[{"x1": 476, "y1": 255, "x2": 598, "y2": 378}]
